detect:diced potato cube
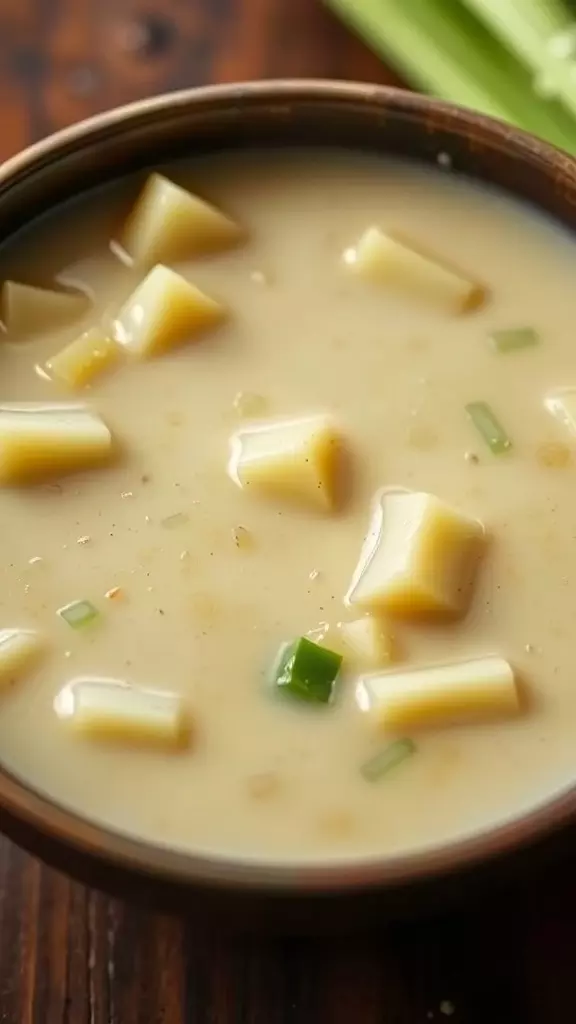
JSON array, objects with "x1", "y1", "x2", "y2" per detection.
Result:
[
  {"x1": 228, "y1": 415, "x2": 341, "y2": 510},
  {"x1": 0, "y1": 629, "x2": 42, "y2": 691},
  {"x1": 339, "y1": 617, "x2": 394, "y2": 667},
  {"x1": 343, "y1": 228, "x2": 485, "y2": 313},
  {"x1": 114, "y1": 264, "x2": 225, "y2": 358},
  {"x1": 2, "y1": 281, "x2": 88, "y2": 340},
  {"x1": 120, "y1": 173, "x2": 243, "y2": 267},
  {"x1": 346, "y1": 489, "x2": 485, "y2": 618},
  {"x1": 45, "y1": 327, "x2": 119, "y2": 389},
  {"x1": 54, "y1": 678, "x2": 192, "y2": 750},
  {"x1": 357, "y1": 656, "x2": 519, "y2": 730},
  {"x1": 545, "y1": 388, "x2": 576, "y2": 437},
  {"x1": 0, "y1": 403, "x2": 113, "y2": 483}
]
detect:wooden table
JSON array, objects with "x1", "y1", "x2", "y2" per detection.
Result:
[{"x1": 1, "y1": 1, "x2": 576, "y2": 1020}]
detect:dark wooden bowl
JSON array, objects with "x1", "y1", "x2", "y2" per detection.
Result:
[{"x1": 2, "y1": 81, "x2": 576, "y2": 929}]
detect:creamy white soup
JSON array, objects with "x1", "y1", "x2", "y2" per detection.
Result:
[{"x1": 0, "y1": 148, "x2": 575, "y2": 864}]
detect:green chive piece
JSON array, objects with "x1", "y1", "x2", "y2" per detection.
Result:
[
  {"x1": 273, "y1": 636, "x2": 342, "y2": 704},
  {"x1": 58, "y1": 599, "x2": 99, "y2": 629},
  {"x1": 490, "y1": 327, "x2": 540, "y2": 353},
  {"x1": 360, "y1": 738, "x2": 416, "y2": 782},
  {"x1": 466, "y1": 401, "x2": 512, "y2": 454}
]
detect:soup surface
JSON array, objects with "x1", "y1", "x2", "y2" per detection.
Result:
[{"x1": 0, "y1": 149, "x2": 576, "y2": 864}]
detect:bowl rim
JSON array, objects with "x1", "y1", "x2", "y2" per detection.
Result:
[{"x1": 1, "y1": 78, "x2": 576, "y2": 894}]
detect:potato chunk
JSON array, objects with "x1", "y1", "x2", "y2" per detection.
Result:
[
  {"x1": 228, "y1": 415, "x2": 341, "y2": 510},
  {"x1": 120, "y1": 173, "x2": 243, "y2": 267},
  {"x1": 346, "y1": 489, "x2": 485, "y2": 618},
  {"x1": 545, "y1": 388, "x2": 576, "y2": 437},
  {"x1": 343, "y1": 228, "x2": 485, "y2": 313},
  {"x1": 339, "y1": 617, "x2": 394, "y2": 667},
  {"x1": 2, "y1": 281, "x2": 88, "y2": 340},
  {"x1": 45, "y1": 327, "x2": 119, "y2": 389},
  {"x1": 114, "y1": 264, "x2": 225, "y2": 358},
  {"x1": 357, "y1": 656, "x2": 519, "y2": 730},
  {"x1": 0, "y1": 403, "x2": 113, "y2": 483},
  {"x1": 0, "y1": 629, "x2": 42, "y2": 691},
  {"x1": 54, "y1": 677, "x2": 192, "y2": 750}
]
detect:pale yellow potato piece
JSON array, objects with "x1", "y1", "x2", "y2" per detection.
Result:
[
  {"x1": 0, "y1": 629, "x2": 42, "y2": 691},
  {"x1": 339, "y1": 617, "x2": 394, "y2": 667},
  {"x1": 545, "y1": 388, "x2": 576, "y2": 437},
  {"x1": 120, "y1": 173, "x2": 243, "y2": 267},
  {"x1": 2, "y1": 281, "x2": 88, "y2": 340},
  {"x1": 114, "y1": 264, "x2": 224, "y2": 358},
  {"x1": 343, "y1": 227, "x2": 485, "y2": 313},
  {"x1": 0, "y1": 403, "x2": 113, "y2": 483},
  {"x1": 357, "y1": 656, "x2": 519, "y2": 730},
  {"x1": 45, "y1": 327, "x2": 119, "y2": 389},
  {"x1": 228, "y1": 415, "x2": 341, "y2": 510},
  {"x1": 346, "y1": 489, "x2": 485, "y2": 618},
  {"x1": 54, "y1": 678, "x2": 192, "y2": 750}
]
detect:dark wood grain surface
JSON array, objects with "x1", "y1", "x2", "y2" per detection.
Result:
[{"x1": 1, "y1": 1, "x2": 576, "y2": 1021}]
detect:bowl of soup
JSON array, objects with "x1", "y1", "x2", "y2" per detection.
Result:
[{"x1": 1, "y1": 81, "x2": 576, "y2": 921}]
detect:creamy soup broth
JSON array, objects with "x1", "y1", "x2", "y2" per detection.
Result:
[{"x1": 0, "y1": 149, "x2": 575, "y2": 862}]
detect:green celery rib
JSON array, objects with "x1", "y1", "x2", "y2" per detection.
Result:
[
  {"x1": 326, "y1": 0, "x2": 576, "y2": 151},
  {"x1": 461, "y1": 0, "x2": 576, "y2": 121}
]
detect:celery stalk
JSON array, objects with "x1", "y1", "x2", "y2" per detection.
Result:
[
  {"x1": 327, "y1": 0, "x2": 576, "y2": 151},
  {"x1": 461, "y1": 0, "x2": 576, "y2": 120}
]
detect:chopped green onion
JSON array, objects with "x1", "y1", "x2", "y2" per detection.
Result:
[
  {"x1": 161, "y1": 512, "x2": 189, "y2": 529},
  {"x1": 466, "y1": 401, "x2": 512, "y2": 454},
  {"x1": 273, "y1": 636, "x2": 342, "y2": 704},
  {"x1": 58, "y1": 599, "x2": 99, "y2": 629},
  {"x1": 490, "y1": 327, "x2": 540, "y2": 353},
  {"x1": 360, "y1": 738, "x2": 416, "y2": 782}
]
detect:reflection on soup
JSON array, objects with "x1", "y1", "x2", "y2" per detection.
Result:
[{"x1": 0, "y1": 149, "x2": 575, "y2": 863}]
